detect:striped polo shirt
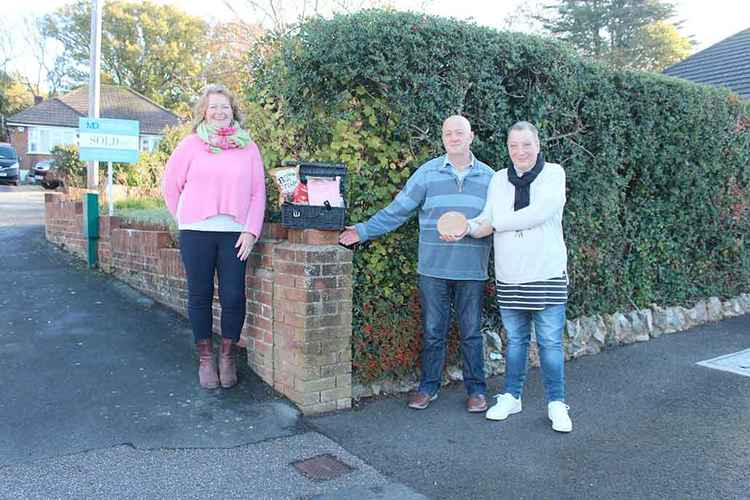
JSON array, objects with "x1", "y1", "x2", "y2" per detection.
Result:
[{"x1": 355, "y1": 154, "x2": 494, "y2": 281}]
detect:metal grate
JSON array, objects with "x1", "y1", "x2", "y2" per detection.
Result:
[
  {"x1": 291, "y1": 454, "x2": 355, "y2": 481},
  {"x1": 697, "y1": 348, "x2": 750, "y2": 377}
]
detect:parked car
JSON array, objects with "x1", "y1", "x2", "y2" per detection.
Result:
[
  {"x1": 41, "y1": 161, "x2": 66, "y2": 190},
  {"x1": 0, "y1": 143, "x2": 20, "y2": 186},
  {"x1": 32, "y1": 159, "x2": 53, "y2": 180}
]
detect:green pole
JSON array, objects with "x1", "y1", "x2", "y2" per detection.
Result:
[{"x1": 83, "y1": 191, "x2": 99, "y2": 268}]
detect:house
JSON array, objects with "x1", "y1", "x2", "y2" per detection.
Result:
[
  {"x1": 663, "y1": 28, "x2": 750, "y2": 100},
  {"x1": 6, "y1": 84, "x2": 182, "y2": 170}
]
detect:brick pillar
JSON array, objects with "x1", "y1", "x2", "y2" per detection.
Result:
[
  {"x1": 272, "y1": 229, "x2": 353, "y2": 415},
  {"x1": 243, "y1": 223, "x2": 288, "y2": 386}
]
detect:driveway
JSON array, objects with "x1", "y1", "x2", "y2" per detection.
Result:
[{"x1": 0, "y1": 184, "x2": 46, "y2": 226}]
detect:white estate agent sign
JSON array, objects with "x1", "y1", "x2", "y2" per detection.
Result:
[
  {"x1": 78, "y1": 117, "x2": 140, "y2": 215},
  {"x1": 78, "y1": 117, "x2": 140, "y2": 163}
]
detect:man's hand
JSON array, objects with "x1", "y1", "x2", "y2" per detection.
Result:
[
  {"x1": 339, "y1": 225, "x2": 360, "y2": 246},
  {"x1": 439, "y1": 221, "x2": 470, "y2": 242},
  {"x1": 235, "y1": 232, "x2": 257, "y2": 261},
  {"x1": 439, "y1": 229, "x2": 467, "y2": 242}
]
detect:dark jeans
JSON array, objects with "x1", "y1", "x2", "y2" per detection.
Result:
[
  {"x1": 417, "y1": 275, "x2": 487, "y2": 396},
  {"x1": 179, "y1": 230, "x2": 247, "y2": 343}
]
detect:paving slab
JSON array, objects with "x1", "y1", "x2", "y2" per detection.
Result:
[{"x1": 0, "y1": 432, "x2": 426, "y2": 500}]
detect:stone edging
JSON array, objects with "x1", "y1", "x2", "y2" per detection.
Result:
[{"x1": 352, "y1": 293, "x2": 750, "y2": 399}]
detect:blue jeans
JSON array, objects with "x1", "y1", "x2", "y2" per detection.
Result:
[
  {"x1": 179, "y1": 230, "x2": 247, "y2": 343},
  {"x1": 417, "y1": 275, "x2": 486, "y2": 396},
  {"x1": 500, "y1": 304, "x2": 566, "y2": 402}
]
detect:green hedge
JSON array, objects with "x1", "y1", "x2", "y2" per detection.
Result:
[{"x1": 244, "y1": 10, "x2": 750, "y2": 383}]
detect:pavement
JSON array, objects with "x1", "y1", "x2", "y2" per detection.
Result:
[{"x1": 1, "y1": 185, "x2": 748, "y2": 499}]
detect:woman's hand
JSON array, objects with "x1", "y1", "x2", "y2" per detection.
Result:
[{"x1": 235, "y1": 232, "x2": 257, "y2": 261}]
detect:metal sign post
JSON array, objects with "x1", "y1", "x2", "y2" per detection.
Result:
[
  {"x1": 87, "y1": 0, "x2": 103, "y2": 190},
  {"x1": 78, "y1": 117, "x2": 140, "y2": 268},
  {"x1": 107, "y1": 161, "x2": 113, "y2": 216}
]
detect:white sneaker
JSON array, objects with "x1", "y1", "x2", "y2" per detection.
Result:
[
  {"x1": 486, "y1": 393, "x2": 522, "y2": 421},
  {"x1": 548, "y1": 401, "x2": 572, "y2": 433}
]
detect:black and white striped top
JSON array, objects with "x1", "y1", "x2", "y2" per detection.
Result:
[{"x1": 496, "y1": 275, "x2": 568, "y2": 311}]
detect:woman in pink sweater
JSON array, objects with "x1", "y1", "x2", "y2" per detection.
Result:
[{"x1": 162, "y1": 84, "x2": 266, "y2": 389}]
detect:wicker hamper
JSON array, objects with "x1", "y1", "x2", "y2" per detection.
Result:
[{"x1": 280, "y1": 161, "x2": 347, "y2": 230}]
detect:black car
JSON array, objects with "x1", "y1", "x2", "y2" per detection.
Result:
[{"x1": 0, "y1": 143, "x2": 20, "y2": 186}]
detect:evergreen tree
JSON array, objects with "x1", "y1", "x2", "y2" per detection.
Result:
[{"x1": 538, "y1": 0, "x2": 693, "y2": 70}]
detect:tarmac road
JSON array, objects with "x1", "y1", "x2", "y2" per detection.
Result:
[
  {"x1": 0, "y1": 187, "x2": 426, "y2": 500},
  {"x1": 0, "y1": 186, "x2": 748, "y2": 499}
]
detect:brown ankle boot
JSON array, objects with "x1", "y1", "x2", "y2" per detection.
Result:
[
  {"x1": 196, "y1": 338, "x2": 219, "y2": 389},
  {"x1": 219, "y1": 337, "x2": 238, "y2": 388}
]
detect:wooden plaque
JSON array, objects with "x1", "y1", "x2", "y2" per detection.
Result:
[{"x1": 436, "y1": 211, "x2": 468, "y2": 236}]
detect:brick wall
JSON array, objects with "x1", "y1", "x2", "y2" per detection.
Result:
[
  {"x1": 44, "y1": 192, "x2": 353, "y2": 415},
  {"x1": 45, "y1": 192, "x2": 86, "y2": 256}
]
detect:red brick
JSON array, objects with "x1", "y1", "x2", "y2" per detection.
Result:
[
  {"x1": 287, "y1": 229, "x2": 340, "y2": 245},
  {"x1": 312, "y1": 277, "x2": 338, "y2": 290},
  {"x1": 274, "y1": 248, "x2": 297, "y2": 262},
  {"x1": 283, "y1": 288, "x2": 308, "y2": 302},
  {"x1": 261, "y1": 222, "x2": 287, "y2": 241},
  {"x1": 303, "y1": 250, "x2": 338, "y2": 264},
  {"x1": 274, "y1": 274, "x2": 297, "y2": 288},
  {"x1": 276, "y1": 261, "x2": 306, "y2": 275}
]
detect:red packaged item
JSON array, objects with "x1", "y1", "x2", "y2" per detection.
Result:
[{"x1": 291, "y1": 181, "x2": 309, "y2": 204}]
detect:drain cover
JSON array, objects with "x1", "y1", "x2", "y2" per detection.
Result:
[
  {"x1": 291, "y1": 454, "x2": 355, "y2": 481},
  {"x1": 697, "y1": 348, "x2": 750, "y2": 377}
]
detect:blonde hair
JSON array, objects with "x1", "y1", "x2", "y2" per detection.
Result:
[{"x1": 191, "y1": 84, "x2": 244, "y2": 131}]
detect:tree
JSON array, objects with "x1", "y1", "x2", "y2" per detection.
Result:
[
  {"x1": 501, "y1": 0, "x2": 546, "y2": 33},
  {"x1": 632, "y1": 20, "x2": 693, "y2": 71},
  {"x1": 18, "y1": 15, "x2": 65, "y2": 99},
  {"x1": 538, "y1": 0, "x2": 693, "y2": 71},
  {"x1": 2, "y1": 77, "x2": 34, "y2": 114},
  {"x1": 43, "y1": 0, "x2": 211, "y2": 111},
  {"x1": 1, "y1": 71, "x2": 34, "y2": 141},
  {"x1": 222, "y1": 0, "x2": 429, "y2": 34},
  {"x1": 203, "y1": 20, "x2": 264, "y2": 101}
]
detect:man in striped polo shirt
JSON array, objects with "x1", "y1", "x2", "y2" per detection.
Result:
[
  {"x1": 339, "y1": 115, "x2": 494, "y2": 413},
  {"x1": 456, "y1": 121, "x2": 573, "y2": 432}
]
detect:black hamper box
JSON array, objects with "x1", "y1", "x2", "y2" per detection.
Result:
[{"x1": 281, "y1": 161, "x2": 347, "y2": 230}]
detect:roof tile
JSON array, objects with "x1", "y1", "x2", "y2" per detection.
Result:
[
  {"x1": 664, "y1": 28, "x2": 750, "y2": 100},
  {"x1": 7, "y1": 84, "x2": 182, "y2": 134}
]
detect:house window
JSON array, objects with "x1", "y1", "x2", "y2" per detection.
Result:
[
  {"x1": 140, "y1": 135, "x2": 162, "y2": 152},
  {"x1": 28, "y1": 127, "x2": 77, "y2": 154}
]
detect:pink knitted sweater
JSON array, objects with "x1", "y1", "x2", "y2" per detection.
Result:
[{"x1": 162, "y1": 134, "x2": 266, "y2": 237}]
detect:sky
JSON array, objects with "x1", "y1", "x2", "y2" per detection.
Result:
[{"x1": 5, "y1": 0, "x2": 750, "y2": 88}]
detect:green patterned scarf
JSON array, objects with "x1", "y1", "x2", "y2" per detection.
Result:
[{"x1": 196, "y1": 121, "x2": 251, "y2": 154}]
